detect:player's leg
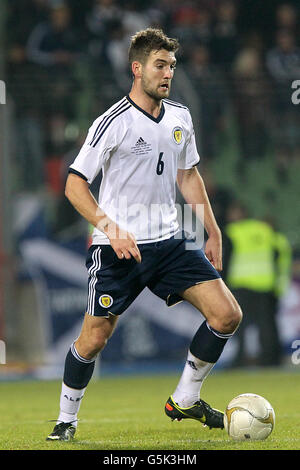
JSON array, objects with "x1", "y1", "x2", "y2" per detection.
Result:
[
  {"x1": 47, "y1": 313, "x2": 118, "y2": 441},
  {"x1": 75, "y1": 311, "x2": 118, "y2": 359},
  {"x1": 166, "y1": 278, "x2": 242, "y2": 428},
  {"x1": 182, "y1": 277, "x2": 242, "y2": 335}
]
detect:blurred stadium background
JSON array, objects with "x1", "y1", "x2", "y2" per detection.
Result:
[{"x1": 0, "y1": 0, "x2": 300, "y2": 381}]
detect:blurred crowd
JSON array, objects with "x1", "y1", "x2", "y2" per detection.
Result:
[{"x1": 5, "y1": 0, "x2": 300, "y2": 243}]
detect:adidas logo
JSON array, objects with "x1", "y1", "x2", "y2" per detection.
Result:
[
  {"x1": 131, "y1": 136, "x2": 151, "y2": 155},
  {"x1": 187, "y1": 360, "x2": 198, "y2": 371},
  {"x1": 136, "y1": 137, "x2": 147, "y2": 145}
]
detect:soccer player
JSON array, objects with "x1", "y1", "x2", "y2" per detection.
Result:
[{"x1": 47, "y1": 28, "x2": 242, "y2": 441}]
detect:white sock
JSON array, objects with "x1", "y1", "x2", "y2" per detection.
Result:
[
  {"x1": 57, "y1": 382, "x2": 86, "y2": 427},
  {"x1": 172, "y1": 350, "x2": 215, "y2": 407}
]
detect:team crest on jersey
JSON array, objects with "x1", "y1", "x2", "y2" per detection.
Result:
[
  {"x1": 173, "y1": 127, "x2": 183, "y2": 144},
  {"x1": 99, "y1": 294, "x2": 113, "y2": 308}
]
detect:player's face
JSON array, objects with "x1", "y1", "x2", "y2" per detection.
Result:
[{"x1": 141, "y1": 49, "x2": 176, "y2": 101}]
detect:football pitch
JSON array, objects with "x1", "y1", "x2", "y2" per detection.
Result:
[{"x1": 0, "y1": 368, "x2": 299, "y2": 451}]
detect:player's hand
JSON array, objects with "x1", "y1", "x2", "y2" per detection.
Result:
[
  {"x1": 205, "y1": 231, "x2": 222, "y2": 272},
  {"x1": 105, "y1": 223, "x2": 142, "y2": 263}
]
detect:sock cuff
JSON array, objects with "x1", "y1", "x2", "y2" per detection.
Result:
[
  {"x1": 190, "y1": 319, "x2": 231, "y2": 363},
  {"x1": 71, "y1": 342, "x2": 97, "y2": 364},
  {"x1": 187, "y1": 349, "x2": 214, "y2": 366},
  {"x1": 206, "y1": 321, "x2": 233, "y2": 339}
]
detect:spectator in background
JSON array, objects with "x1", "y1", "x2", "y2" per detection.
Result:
[
  {"x1": 85, "y1": 0, "x2": 122, "y2": 62},
  {"x1": 144, "y1": 2, "x2": 169, "y2": 30},
  {"x1": 232, "y1": 47, "x2": 273, "y2": 172},
  {"x1": 86, "y1": 0, "x2": 121, "y2": 37},
  {"x1": 7, "y1": 0, "x2": 50, "y2": 52},
  {"x1": 26, "y1": 2, "x2": 81, "y2": 120},
  {"x1": 170, "y1": 3, "x2": 213, "y2": 61},
  {"x1": 85, "y1": 0, "x2": 151, "y2": 97},
  {"x1": 153, "y1": 0, "x2": 181, "y2": 33},
  {"x1": 200, "y1": 166, "x2": 234, "y2": 233},
  {"x1": 84, "y1": 1, "x2": 124, "y2": 111},
  {"x1": 25, "y1": 1, "x2": 88, "y2": 176},
  {"x1": 266, "y1": 29, "x2": 300, "y2": 166},
  {"x1": 211, "y1": 0, "x2": 239, "y2": 69},
  {"x1": 266, "y1": 29, "x2": 300, "y2": 85},
  {"x1": 105, "y1": 19, "x2": 133, "y2": 92},
  {"x1": 27, "y1": 3, "x2": 80, "y2": 69},
  {"x1": 184, "y1": 43, "x2": 229, "y2": 160},
  {"x1": 53, "y1": 133, "x2": 90, "y2": 236},
  {"x1": 223, "y1": 202, "x2": 292, "y2": 367},
  {"x1": 6, "y1": 0, "x2": 51, "y2": 191},
  {"x1": 106, "y1": 3, "x2": 150, "y2": 92},
  {"x1": 122, "y1": 1, "x2": 150, "y2": 37},
  {"x1": 275, "y1": 3, "x2": 298, "y2": 36},
  {"x1": 194, "y1": 6, "x2": 213, "y2": 45}
]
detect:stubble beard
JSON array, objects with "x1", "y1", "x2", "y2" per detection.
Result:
[{"x1": 141, "y1": 76, "x2": 170, "y2": 102}]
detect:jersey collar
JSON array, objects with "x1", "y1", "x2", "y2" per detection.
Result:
[{"x1": 126, "y1": 95, "x2": 165, "y2": 123}]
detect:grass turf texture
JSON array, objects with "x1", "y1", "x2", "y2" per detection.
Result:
[{"x1": 0, "y1": 369, "x2": 299, "y2": 450}]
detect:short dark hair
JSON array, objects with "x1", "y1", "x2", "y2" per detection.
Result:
[{"x1": 128, "y1": 28, "x2": 179, "y2": 65}]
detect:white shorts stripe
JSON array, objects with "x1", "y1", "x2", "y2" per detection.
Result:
[{"x1": 87, "y1": 247, "x2": 101, "y2": 315}]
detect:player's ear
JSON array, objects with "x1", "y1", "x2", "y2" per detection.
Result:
[{"x1": 131, "y1": 60, "x2": 142, "y2": 79}]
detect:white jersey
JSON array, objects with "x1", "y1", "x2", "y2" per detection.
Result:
[{"x1": 69, "y1": 95, "x2": 200, "y2": 244}]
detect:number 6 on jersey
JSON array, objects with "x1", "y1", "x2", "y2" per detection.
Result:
[{"x1": 156, "y1": 152, "x2": 164, "y2": 175}]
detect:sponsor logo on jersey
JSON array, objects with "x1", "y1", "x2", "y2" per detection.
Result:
[
  {"x1": 173, "y1": 127, "x2": 183, "y2": 144},
  {"x1": 136, "y1": 137, "x2": 146, "y2": 145},
  {"x1": 99, "y1": 294, "x2": 113, "y2": 308},
  {"x1": 131, "y1": 137, "x2": 152, "y2": 155}
]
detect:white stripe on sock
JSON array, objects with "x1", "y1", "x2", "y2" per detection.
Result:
[
  {"x1": 71, "y1": 342, "x2": 96, "y2": 364},
  {"x1": 206, "y1": 321, "x2": 233, "y2": 339}
]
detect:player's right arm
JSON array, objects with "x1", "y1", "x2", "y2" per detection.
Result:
[
  {"x1": 65, "y1": 176, "x2": 141, "y2": 263},
  {"x1": 66, "y1": 105, "x2": 141, "y2": 263}
]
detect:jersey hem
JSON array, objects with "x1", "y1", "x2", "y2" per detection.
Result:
[{"x1": 91, "y1": 228, "x2": 181, "y2": 246}]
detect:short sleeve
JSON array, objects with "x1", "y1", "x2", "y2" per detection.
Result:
[
  {"x1": 177, "y1": 110, "x2": 200, "y2": 170},
  {"x1": 69, "y1": 116, "x2": 117, "y2": 185}
]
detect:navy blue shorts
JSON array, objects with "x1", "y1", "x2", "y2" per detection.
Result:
[{"x1": 85, "y1": 231, "x2": 221, "y2": 317}]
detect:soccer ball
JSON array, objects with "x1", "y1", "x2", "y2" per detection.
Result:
[{"x1": 224, "y1": 393, "x2": 275, "y2": 441}]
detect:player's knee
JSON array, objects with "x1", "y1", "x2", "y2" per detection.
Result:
[
  {"x1": 227, "y1": 304, "x2": 242, "y2": 333},
  {"x1": 89, "y1": 331, "x2": 109, "y2": 355},
  {"x1": 213, "y1": 303, "x2": 242, "y2": 335},
  {"x1": 77, "y1": 330, "x2": 109, "y2": 360}
]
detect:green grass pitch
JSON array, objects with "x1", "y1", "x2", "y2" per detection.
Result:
[{"x1": 0, "y1": 369, "x2": 299, "y2": 450}]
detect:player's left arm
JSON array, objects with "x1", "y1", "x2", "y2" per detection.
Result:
[{"x1": 177, "y1": 166, "x2": 222, "y2": 271}]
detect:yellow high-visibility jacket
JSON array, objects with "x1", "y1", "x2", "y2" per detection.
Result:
[{"x1": 225, "y1": 219, "x2": 291, "y2": 295}]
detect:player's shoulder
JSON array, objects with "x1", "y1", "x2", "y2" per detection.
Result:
[
  {"x1": 163, "y1": 98, "x2": 189, "y2": 111},
  {"x1": 94, "y1": 97, "x2": 132, "y2": 126},
  {"x1": 163, "y1": 98, "x2": 192, "y2": 120},
  {"x1": 163, "y1": 98, "x2": 193, "y2": 127},
  {"x1": 88, "y1": 97, "x2": 133, "y2": 146}
]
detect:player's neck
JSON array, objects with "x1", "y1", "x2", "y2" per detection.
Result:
[{"x1": 128, "y1": 89, "x2": 162, "y2": 119}]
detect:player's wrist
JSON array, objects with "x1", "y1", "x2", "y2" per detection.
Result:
[
  {"x1": 103, "y1": 221, "x2": 128, "y2": 241},
  {"x1": 207, "y1": 227, "x2": 222, "y2": 241},
  {"x1": 96, "y1": 216, "x2": 112, "y2": 234},
  {"x1": 102, "y1": 221, "x2": 118, "y2": 239}
]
